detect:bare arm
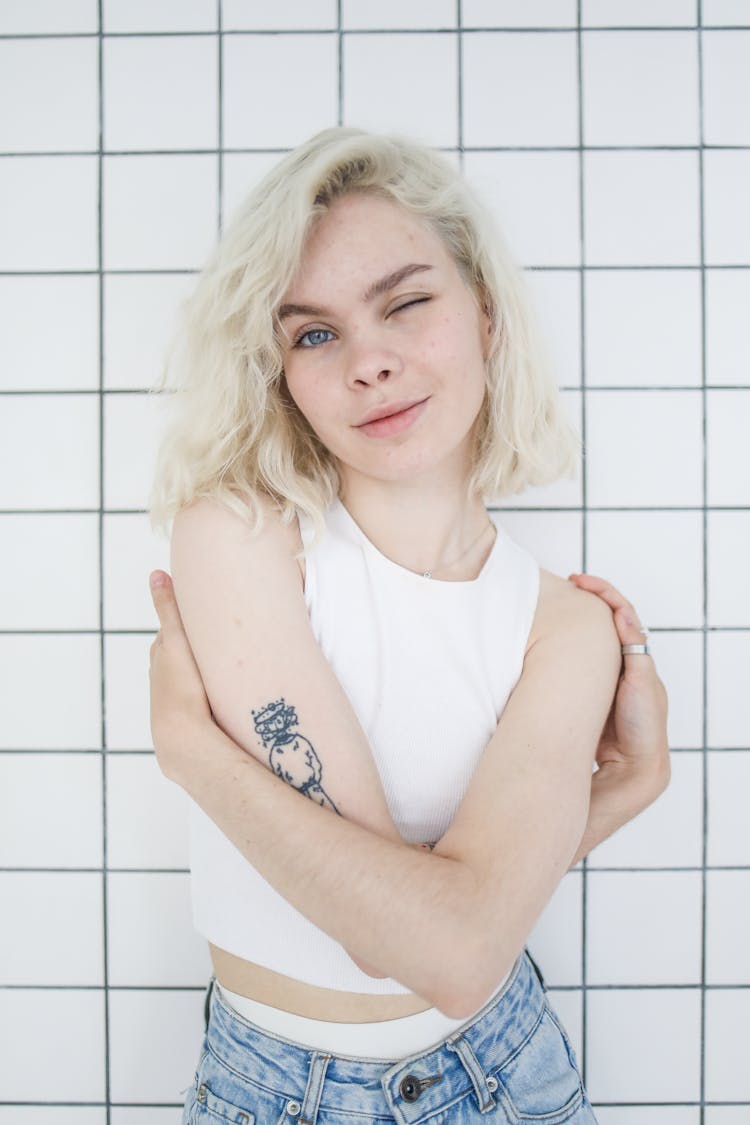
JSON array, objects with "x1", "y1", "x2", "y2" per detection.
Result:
[{"x1": 150, "y1": 564, "x2": 621, "y2": 1016}]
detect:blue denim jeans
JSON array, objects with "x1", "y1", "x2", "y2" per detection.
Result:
[{"x1": 182, "y1": 952, "x2": 597, "y2": 1124}]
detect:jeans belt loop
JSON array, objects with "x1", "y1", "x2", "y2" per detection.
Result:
[
  {"x1": 298, "y1": 1051, "x2": 331, "y2": 1125},
  {"x1": 446, "y1": 1034, "x2": 497, "y2": 1113}
]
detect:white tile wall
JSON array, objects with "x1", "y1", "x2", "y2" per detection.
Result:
[{"x1": 3, "y1": 4, "x2": 748, "y2": 1118}]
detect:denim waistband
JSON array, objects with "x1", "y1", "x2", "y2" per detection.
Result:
[{"x1": 205, "y1": 952, "x2": 546, "y2": 1124}]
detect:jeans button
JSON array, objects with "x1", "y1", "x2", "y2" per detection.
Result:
[
  {"x1": 400, "y1": 1074, "x2": 421, "y2": 1102},
  {"x1": 286, "y1": 1101, "x2": 301, "y2": 1117},
  {"x1": 486, "y1": 1075, "x2": 498, "y2": 1092}
]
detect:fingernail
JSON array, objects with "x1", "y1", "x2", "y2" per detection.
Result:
[{"x1": 150, "y1": 571, "x2": 166, "y2": 589}]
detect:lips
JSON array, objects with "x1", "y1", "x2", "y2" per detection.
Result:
[
  {"x1": 356, "y1": 398, "x2": 428, "y2": 427},
  {"x1": 354, "y1": 397, "x2": 429, "y2": 439}
]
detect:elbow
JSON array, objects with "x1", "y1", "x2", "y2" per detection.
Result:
[{"x1": 422, "y1": 935, "x2": 514, "y2": 1020}]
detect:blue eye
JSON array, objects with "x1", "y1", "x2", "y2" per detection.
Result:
[{"x1": 295, "y1": 328, "x2": 335, "y2": 349}]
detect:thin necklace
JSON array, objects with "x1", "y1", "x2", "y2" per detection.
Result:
[{"x1": 422, "y1": 519, "x2": 496, "y2": 579}]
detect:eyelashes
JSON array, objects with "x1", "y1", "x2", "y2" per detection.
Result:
[{"x1": 291, "y1": 296, "x2": 432, "y2": 350}]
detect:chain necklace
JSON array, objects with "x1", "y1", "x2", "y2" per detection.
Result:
[{"x1": 422, "y1": 519, "x2": 496, "y2": 579}]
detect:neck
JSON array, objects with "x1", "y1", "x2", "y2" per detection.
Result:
[{"x1": 338, "y1": 469, "x2": 493, "y2": 582}]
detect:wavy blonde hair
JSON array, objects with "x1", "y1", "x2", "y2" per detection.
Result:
[{"x1": 150, "y1": 127, "x2": 579, "y2": 534}]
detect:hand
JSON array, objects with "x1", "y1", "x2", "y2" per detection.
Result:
[
  {"x1": 568, "y1": 573, "x2": 670, "y2": 793},
  {"x1": 148, "y1": 569, "x2": 213, "y2": 782}
]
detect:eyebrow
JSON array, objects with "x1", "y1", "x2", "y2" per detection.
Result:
[{"x1": 277, "y1": 263, "x2": 434, "y2": 322}]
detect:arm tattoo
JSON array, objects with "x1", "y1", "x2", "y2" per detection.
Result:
[{"x1": 252, "y1": 698, "x2": 341, "y2": 815}]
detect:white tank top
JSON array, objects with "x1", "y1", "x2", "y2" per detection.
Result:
[{"x1": 188, "y1": 498, "x2": 540, "y2": 994}]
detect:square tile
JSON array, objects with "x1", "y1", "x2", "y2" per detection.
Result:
[
  {"x1": 0, "y1": 1112, "x2": 106, "y2": 1125},
  {"x1": 0, "y1": 636, "x2": 101, "y2": 750},
  {"x1": 110, "y1": 1113, "x2": 180, "y2": 1125},
  {"x1": 704, "y1": 0, "x2": 750, "y2": 22},
  {"x1": 706, "y1": 870, "x2": 750, "y2": 985},
  {"x1": 465, "y1": 151, "x2": 580, "y2": 268},
  {"x1": 493, "y1": 511, "x2": 583, "y2": 577},
  {"x1": 0, "y1": 38, "x2": 98, "y2": 152},
  {"x1": 708, "y1": 751, "x2": 750, "y2": 865},
  {"x1": 708, "y1": 512, "x2": 750, "y2": 627},
  {"x1": 525, "y1": 270, "x2": 581, "y2": 389},
  {"x1": 104, "y1": 392, "x2": 168, "y2": 510},
  {"x1": 707, "y1": 390, "x2": 750, "y2": 506},
  {"x1": 705, "y1": 990, "x2": 750, "y2": 1099},
  {"x1": 0, "y1": 990, "x2": 105, "y2": 1101},
  {"x1": 221, "y1": 152, "x2": 285, "y2": 225},
  {"x1": 0, "y1": 514, "x2": 99, "y2": 630},
  {"x1": 596, "y1": 1111, "x2": 700, "y2": 1125},
  {"x1": 108, "y1": 989, "x2": 206, "y2": 1103},
  {"x1": 582, "y1": 0, "x2": 697, "y2": 23},
  {"x1": 0, "y1": 872, "x2": 103, "y2": 985},
  {"x1": 108, "y1": 873, "x2": 210, "y2": 985},
  {"x1": 527, "y1": 870, "x2": 582, "y2": 986},
  {"x1": 222, "y1": 0, "x2": 336, "y2": 29},
  {"x1": 107, "y1": 754, "x2": 189, "y2": 868},
  {"x1": 585, "y1": 389, "x2": 703, "y2": 507},
  {"x1": 104, "y1": 273, "x2": 194, "y2": 390},
  {"x1": 224, "y1": 33, "x2": 337, "y2": 149},
  {"x1": 0, "y1": 0, "x2": 97, "y2": 33},
  {"x1": 104, "y1": 36, "x2": 217, "y2": 152},
  {"x1": 0, "y1": 275, "x2": 99, "y2": 391},
  {"x1": 105, "y1": 634, "x2": 156, "y2": 750},
  {"x1": 463, "y1": 1, "x2": 577, "y2": 26},
  {"x1": 706, "y1": 270, "x2": 750, "y2": 386},
  {"x1": 703, "y1": 31, "x2": 750, "y2": 144},
  {"x1": 0, "y1": 394, "x2": 99, "y2": 509},
  {"x1": 705, "y1": 151, "x2": 750, "y2": 266},
  {"x1": 343, "y1": 33, "x2": 457, "y2": 148},
  {"x1": 653, "y1": 631, "x2": 704, "y2": 749},
  {"x1": 708, "y1": 632, "x2": 750, "y2": 748},
  {"x1": 587, "y1": 871, "x2": 702, "y2": 985},
  {"x1": 104, "y1": 514, "x2": 170, "y2": 630},
  {"x1": 583, "y1": 31, "x2": 698, "y2": 145},
  {"x1": 586, "y1": 511, "x2": 703, "y2": 628},
  {"x1": 586, "y1": 988, "x2": 701, "y2": 1101},
  {"x1": 584, "y1": 269, "x2": 702, "y2": 388},
  {"x1": 342, "y1": 0, "x2": 455, "y2": 27},
  {"x1": 705, "y1": 1112, "x2": 750, "y2": 1125},
  {"x1": 502, "y1": 390, "x2": 582, "y2": 509},
  {"x1": 103, "y1": 0, "x2": 216, "y2": 31},
  {"x1": 463, "y1": 31, "x2": 578, "y2": 147},
  {"x1": 0, "y1": 753, "x2": 103, "y2": 868},
  {"x1": 0, "y1": 156, "x2": 98, "y2": 270},
  {"x1": 588, "y1": 750, "x2": 703, "y2": 868},
  {"x1": 584, "y1": 151, "x2": 700, "y2": 267},
  {"x1": 103, "y1": 154, "x2": 217, "y2": 270}
]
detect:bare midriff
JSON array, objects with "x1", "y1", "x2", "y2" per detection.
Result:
[{"x1": 209, "y1": 944, "x2": 432, "y2": 1023}]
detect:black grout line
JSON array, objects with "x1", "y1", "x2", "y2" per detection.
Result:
[
  {"x1": 95, "y1": 5, "x2": 111, "y2": 1122},
  {"x1": 457, "y1": 0, "x2": 464, "y2": 168},
  {"x1": 4, "y1": 143, "x2": 750, "y2": 156},
  {"x1": 575, "y1": 0, "x2": 589, "y2": 1086},
  {"x1": 3, "y1": 24, "x2": 750, "y2": 38},
  {"x1": 337, "y1": 0, "x2": 343, "y2": 127},
  {"x1": 697, "y1": 6, "x2": 709, "y2": 1118},
  {"x1": 217, "y1": 0, "x2": 223, "y2": 234}
]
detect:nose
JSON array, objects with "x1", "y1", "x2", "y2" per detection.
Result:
[{"x1": 344, "y1": 330, "x2": 403, "y2": 388}]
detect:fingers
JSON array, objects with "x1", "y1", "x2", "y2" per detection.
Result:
[
  {"x1": 568, "y1": 572, "x2": 650, "y2": 653},
  {"x1": 149, "y1": 570, "x2": 185, "y2": 634}
]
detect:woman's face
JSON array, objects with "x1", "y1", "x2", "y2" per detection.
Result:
[{"x1": 278, "y1": 193, "x2": 490, "y2": 490}]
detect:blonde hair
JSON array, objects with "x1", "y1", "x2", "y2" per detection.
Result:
[{"x1": 150, "y1": 127, "x2": 579, "y2": 533}]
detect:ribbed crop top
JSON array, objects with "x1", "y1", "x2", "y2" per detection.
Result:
[{"x1": 188, "y1": 498, "x2": 540, "y2": 994}]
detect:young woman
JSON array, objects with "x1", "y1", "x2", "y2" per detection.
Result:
[{"x1": 148, "y1": 128, "x2": 669, "y2": 1123}]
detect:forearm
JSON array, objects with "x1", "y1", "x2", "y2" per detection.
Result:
[
  {"x1": 571, "y1": 758, "x2": 669, "y2": 866},
  {"x1": 177, "y1": 717, "x2": 489, "y2": 1015}
]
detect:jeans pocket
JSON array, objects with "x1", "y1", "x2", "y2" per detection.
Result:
[
  {"x1": 494, "y1": 1006, "x2": 584, "y2": 1123},
  {"x1": 193, "y1": 1078, "x2": 257, "y2": 1124}
]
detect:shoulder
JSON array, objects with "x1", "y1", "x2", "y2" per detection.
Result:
[
  {"x1": 528, "y1": 567, "x2": 620, "y2": 663},
  {"x1": 171, "y1": 494, "x2": 305, "y2": 590}
]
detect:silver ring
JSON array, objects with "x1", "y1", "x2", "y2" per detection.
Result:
[{"x1": 622, "y1": 644, "x2": 649, "y2": 655}]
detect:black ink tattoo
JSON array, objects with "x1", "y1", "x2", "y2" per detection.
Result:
[{"x1": 252, "y1": 698, "x2": 341, "y2": 815}]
